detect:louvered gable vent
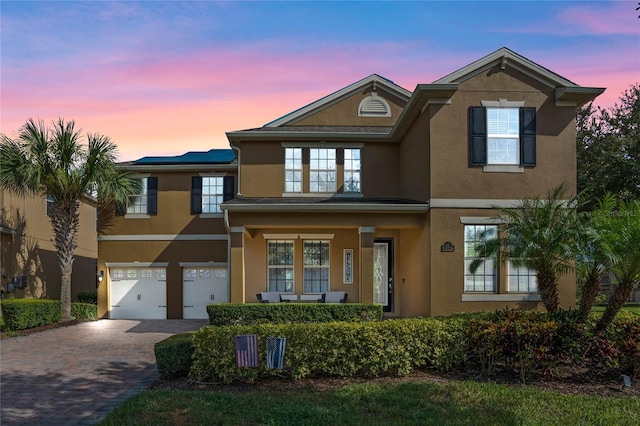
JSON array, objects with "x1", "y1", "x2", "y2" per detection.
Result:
[{"x1": 358, "y1": 94, "x2": 391, "y2": 117}]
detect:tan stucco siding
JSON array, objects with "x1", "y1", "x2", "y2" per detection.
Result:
[
  {"x1": 428, "y1": 66, "x2": 577, "y2": 200},
  {"x1": 293, "y1": 89, "x2": 405, "y2": 127},
  {"x1": 398, "y1": 110, "x2": 431, "y2": 201},
  {"x1": 428, "y1": 208, "x2": 575, "y2": 316}
]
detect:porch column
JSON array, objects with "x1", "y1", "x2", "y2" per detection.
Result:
[
  {"x1": 359, "y1": 226, "x2": 375, "y2": 304},
  {"x1": 229, "y1": 226, "x2": 245, "y2": 303}
]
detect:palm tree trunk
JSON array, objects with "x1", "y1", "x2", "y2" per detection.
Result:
[
  {"x1": 597, "y1": 279, "x2": 635, "y2": 331},
  {"x1": 537, "y1": 271, "x2": 559, "y2": 312},
  {"x1": 577, "y1": 270, "x2": 603, "y2": 323},
  {"x1": 50, "y1": 199, "x2": 79, "y2": 321}
]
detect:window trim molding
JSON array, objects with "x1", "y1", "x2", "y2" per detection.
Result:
[
  {"x1": 281, "y1": 142, "x2": 364, "y2": 149},
  {"x1": 461, "y1": 293, "x2": 541, "y2": 302},
  {"x1": 481, "y1": 99, "x2": 525, "y2": 108}
]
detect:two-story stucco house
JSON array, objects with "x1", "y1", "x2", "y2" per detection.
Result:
[
  {"x1": 1, "y1": 190, "x2": 98, "y2": 300},
  {"x1": 98, "y1": 47, "x2": 604, "y2": 319}
]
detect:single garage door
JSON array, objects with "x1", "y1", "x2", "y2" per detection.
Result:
[
  {"x1": 109, "y1": 267, "x2": 167, "y2": 319},
  {"x1": 183, "y1": 267, "x2": 229, "y2": 319}
]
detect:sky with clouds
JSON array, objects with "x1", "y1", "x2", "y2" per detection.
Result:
[{"x1": 2, "y1": 0, "x2": 638, "y2": 161}]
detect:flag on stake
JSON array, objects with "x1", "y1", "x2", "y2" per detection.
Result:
[
  {"x1": 266, "y1": 337, "x2": 287, "y2": 370},
  {"x1": 235, "y1": 334, "x2": 259, "y2": 368}
]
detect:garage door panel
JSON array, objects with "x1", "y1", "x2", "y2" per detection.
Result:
[
  {"x1": 109, "y1": 268, "x2": 167, "y2": 319},
  {"x1": 183, "y1": 267, "x2": 229, "y2": 319}
]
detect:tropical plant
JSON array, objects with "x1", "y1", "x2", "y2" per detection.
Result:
[
  {"x1": 596, "y1": 198, "x2": 640, "y2": 331},
  {"x1": 574, "y1": 195, "x2": 616, "y2": 322},
  {"x1": 0, "y1": 118, "x2": 139, "y2": 320},
  {"x1": 470, "y1": 185, "x2": 581, "y2": 313}
]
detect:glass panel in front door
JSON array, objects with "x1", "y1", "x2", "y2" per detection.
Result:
[{"x1": 374, "y1": 243, "x2": 388, "y2": 306}]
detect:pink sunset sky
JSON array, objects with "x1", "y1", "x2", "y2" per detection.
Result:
[{"x1": 2, "y1": 1, "x2": 639, "y2": 162}]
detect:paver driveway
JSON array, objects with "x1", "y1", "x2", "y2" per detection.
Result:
[{"x1": 1, "y1": 319, "x2": 208, "y2": 425}]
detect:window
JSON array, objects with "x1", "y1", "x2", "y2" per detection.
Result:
[
  {"x1": 487, "y1": 108, "x2": 519, "y2": 164},
  {"x1": 267, "y1": 241, "x2": 294, "y2": 292},
  {"x1": 469, "y1": 106, "x2": 536, "y2": 167},
  {"x1": 343, "y1": 149, "x2": 361, "y2": 193},
  {"x1": 464, "y1": 225, "x2": 497, "y2": 292},
  {"x1": 191, "y1": 176, "x2": 234, "y2": 214},
  {"x1": 202, "y1": 177, "x2": 224, "y2": 213},
  {"x1": 508, "y1": 262, "x2": 538, "y2": 292},
  {"x1": 285, "y1": 148, "x2": 302, "y2": 193},
  {"x1": 309, "y1": 148, "x2": 336, "y2": 193},
  {"x1": 124, "y1": 177, "x2": 158, "y2": 215},
  {"x1": 303, "y1": 240, "x2": 330, "y2": 293}
]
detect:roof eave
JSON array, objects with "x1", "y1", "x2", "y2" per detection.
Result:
[
  {"x1": 555, "y1": 86, "x2": 606, "y2": 107},
  {"x1": 222, "y1": 203, "x2": 429, "y2": 213}
]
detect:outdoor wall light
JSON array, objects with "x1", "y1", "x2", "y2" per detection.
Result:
[{"x1": 98, "y1": 270, "x2": 104, "y2": 282}]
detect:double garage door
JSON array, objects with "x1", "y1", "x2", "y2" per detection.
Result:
[{"x1": 109, "y1": 266, "x2": 228, "y2": 319}]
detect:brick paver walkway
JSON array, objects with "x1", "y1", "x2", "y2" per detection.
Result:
[{"x1": 1, "y1": 319, "x2": 207, "y2": 425}]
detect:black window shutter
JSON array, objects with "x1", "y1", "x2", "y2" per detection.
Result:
[
  {"x1": 520, "y1": 107, "x2": 536, "y2": 166},
  {"x1": 191, "y1": 176, "x2": 203, "y2": 214},
  {"x1": 147, "y1": 177, "x2": 158, "y2": 215},
  {"x1": 223, "y1": 176, "x2": 235, "y2": 202},
  {"x1": 469, "y1": 107, "x2": 487, "y2": 166}
]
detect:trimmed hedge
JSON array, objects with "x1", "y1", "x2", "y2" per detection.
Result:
[
  {"x1": 71, "y1": 302, "x2": 98, "y2": 320},
  {"x1": 1, "y1": 299, "x2": 61, "y2": 331},
  {"x1": 207, "y1": 303, "x2": 383, "y2": 325},
  {"x1": 74, "y1": 291, "x2": 97, "y2": 305},
  {"x1": 155, "y1": 332, "x2": 197, "y2": 378},
  {"x1": 189, "y1": 317, "x2": 468, "y2": 383}
]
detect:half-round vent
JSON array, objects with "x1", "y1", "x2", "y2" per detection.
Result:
[{"x1": 358, "y1": 94, "x2": 391, "y2": 117}]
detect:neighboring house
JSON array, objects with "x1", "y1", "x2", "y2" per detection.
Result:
[
  {"x1": 97, "y1": 47, "x2": 603, "y2": 319},
  {"x1": 0, "y1": 189, "x2": 98, "y2": 300},
  {"x1": 97, "y1": 149, "x2": 236, "y2": 319}
]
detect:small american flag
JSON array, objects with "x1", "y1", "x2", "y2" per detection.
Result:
[
  {"x1": 235, "y1": 334, "x2": 259, "y2": 368},
  {"x1": 266, "y1": 337, "x2": 287, "y2": 370}
]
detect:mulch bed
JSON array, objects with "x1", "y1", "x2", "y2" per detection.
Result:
[{"x1": 150, "y1": 366, "x2": 639, "y2": 399}]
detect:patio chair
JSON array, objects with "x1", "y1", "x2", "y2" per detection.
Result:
[
  {"x1": 320, "y1": 291, "x2": 347, "y2": 303},
  {"x1": 256, "y1": 292, "x2": 291, "y2": 303}
]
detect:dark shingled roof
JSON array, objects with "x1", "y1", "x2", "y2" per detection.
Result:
[
  {"x1": 229, "y1": 126, "x2": 394, "y2": 134},
  {"x1": 134, "y1": 149, "x2": 235, "y2": 165},
  {"x1": 224, "y1": 197, "x2": 426, "y2": 205}
]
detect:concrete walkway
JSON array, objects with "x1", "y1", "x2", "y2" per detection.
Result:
[{"x1": 1, "y1": 319, "x2": 208, "y2": 425}]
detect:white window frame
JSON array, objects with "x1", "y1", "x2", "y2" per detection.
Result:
[
  {"x1": 127, "y1": 176, "x2": 148, "y2": 215},
  {"x1": 464, "y1": 225, "x2": 497, "y2": 293},
  {"x1": 303, "y1": 240, "x2": 330, "y2": 293},
  {"x1": 343, "y1": 148, "x2": 361, "y2": 193},
  {"x1": 508, "y1": 261, "x2": 538, "y2": 293},
  {"x1": 486, "y1": 107, "x2": 519, "y2": 165},
  {"x1": 267, "y1": 240, "x2": 294, "y2": 293},
  {"x1": 309, "y1": 148, "x2": 336, "y2": 193},
  {"x1": 201, "y1": 176, "x2": 224, "y2": 214},
  {"x1": 284, "y1": 148, "x2": 302, "y2": 193}
]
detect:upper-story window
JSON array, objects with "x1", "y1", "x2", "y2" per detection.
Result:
[
  {"x1": 122, "y1": 176, "x2": 157, "y2": 216},
  {"x1": 202, "y1": 177, "x2": 224, "y2": 213},
  {"x1": 283, "y1": 145, "x2": 362, "y2": 195},
  {"x1": 285, "y1": 148, "x2": 302, "y2": 193},
  {"x1": 469, "y1": 105, "x2": 536, "y2": 168},
  {"x1": 343, "y1": 148, "x2": 361, "y2": 193},
  {"x1": 191, "y1": 175, "x2": 234, "y2": 215},
  {"x1": 309, "y1": 148, "x2": 336, "y2": 193},
  {"x1": 487, "y1": 108, "x2": 519, "y2": 165}
]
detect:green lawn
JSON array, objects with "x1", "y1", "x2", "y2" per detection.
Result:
[
  {"x1": 100, "y1": 380, "x2": 639, "y2": 426},
  {"x1": 592, "y1": 304, "x2": 640, "y2": 316}
]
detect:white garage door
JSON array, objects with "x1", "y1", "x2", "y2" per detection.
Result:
[
  {"x1": 183, "y1": 267, "x2": 229, "y2": 319},
  {"x1": 109, "y1": 268, "x2": 167, "y2": 319}
]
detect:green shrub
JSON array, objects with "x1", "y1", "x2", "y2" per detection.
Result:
[
  {"x1": 155, "y1": 332, "x2": 197, "y2": 378},
  {"x1": 190, "y1": 317, "x2": 467, "y2": 383},
  {"x1": 71, "y1": 302, "x2": 97, "y2": 320},
  {"x1": 207, "y1": 303, "x2": 383, "y2": 325},
  {"x1": 0, "y1": 299, "x2": 61, "y2": 331},
  {"x1": 74, "y1": 291, "x2": 97, "y2": 305}
]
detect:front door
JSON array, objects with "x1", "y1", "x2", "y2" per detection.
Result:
[{"x1": 373, "y1": 239, "x2": 393, "y2": 312}]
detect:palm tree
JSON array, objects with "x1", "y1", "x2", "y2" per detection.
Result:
[
  {"x1": 0, "y1": 118, "x2": 139, "y2": 320},
  {"x1": 470, "y1": 185, "x2": 581, "y2": 313},
  {"x1": 596, "y1": 198, "x2": 640, "y2": 331},
  {"x1": 574, "y1": 196, "x2": 616, "y2": 323}
]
